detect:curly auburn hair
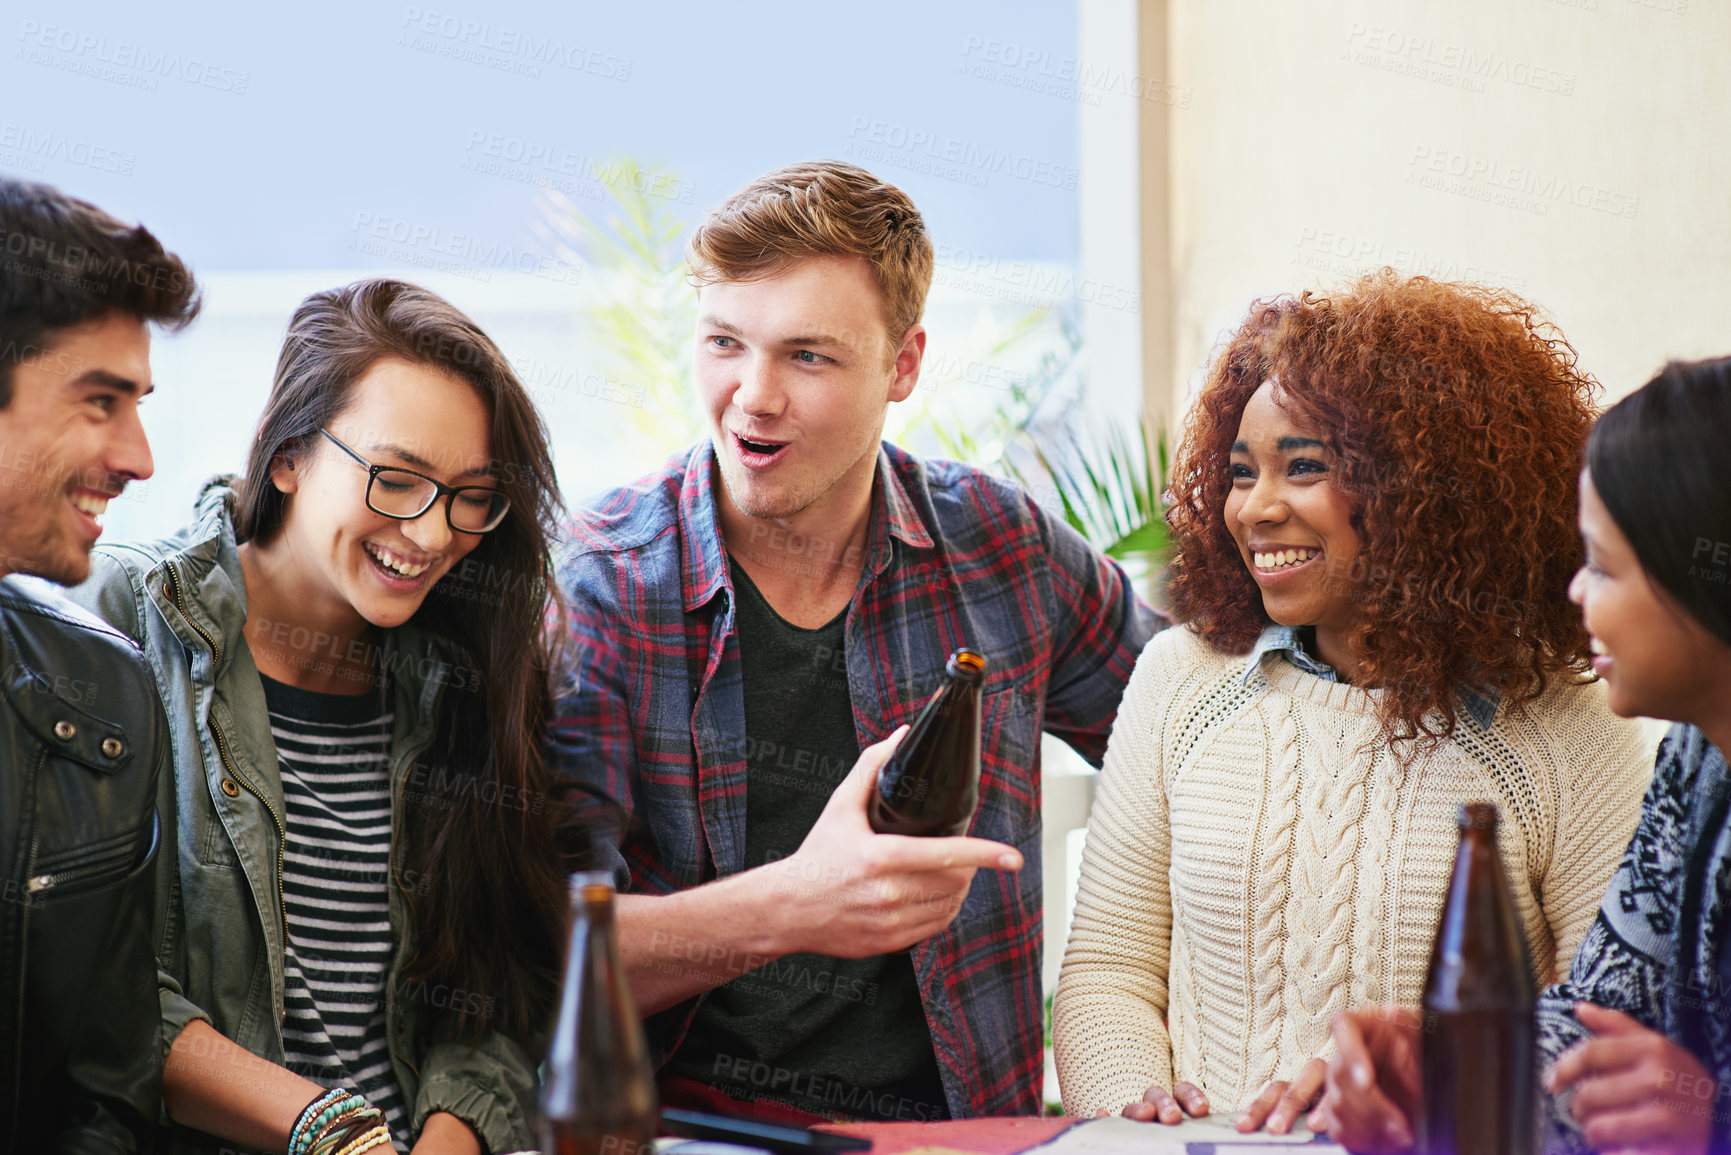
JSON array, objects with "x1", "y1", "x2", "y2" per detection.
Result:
[{"x1": 1167, "y1": 269, "x2": 1599, "y2": 745}]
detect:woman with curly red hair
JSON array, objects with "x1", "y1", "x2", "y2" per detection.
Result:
[{"x1": 1051, "y1": 270, "x2": 1654, "y2": 1132}]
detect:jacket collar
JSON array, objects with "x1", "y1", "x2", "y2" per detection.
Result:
[
  {"x1": 674, "y1": 442, "x2": 936, "y2": 615},
  {"x1": 145, "y1": 480, "x2": 251, "y2": 676}
]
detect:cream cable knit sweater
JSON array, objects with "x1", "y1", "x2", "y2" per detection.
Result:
[{"x1": 1053, "y1": 626, "x2": 1655, "y2": 1118}]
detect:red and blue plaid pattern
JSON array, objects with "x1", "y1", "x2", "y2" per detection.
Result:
[{"x1": 549, "y1": 441, "x2": 1163, "y2": 1117}]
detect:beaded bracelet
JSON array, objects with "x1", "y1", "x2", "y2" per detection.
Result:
[
  {"x1": 304, "y1": 1104, "x2": 370, "y2": 1155},
  {"x1": 306, "y1": 1107, "x2": 386, "y2": 1155},
  {"x1": 288, "y1": 1087, "x2": 347, "y2": 1154},
  {"x1": 332, "y1": 1123, "x2": 394, "y2": 1155},
  {"x1": 289, "y1": 1089, "x2": 361, "y2": 1155}
]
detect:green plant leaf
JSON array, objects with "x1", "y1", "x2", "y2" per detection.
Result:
[{"x1": 536, "y1": 158, "x2": 703, "y2": 456}]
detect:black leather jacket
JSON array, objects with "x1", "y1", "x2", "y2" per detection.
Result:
[{"x1": 0, "y1": 575, "x2": 166, "y2": 1153}]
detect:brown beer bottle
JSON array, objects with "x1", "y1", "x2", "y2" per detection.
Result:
[
  {"x1": 540, "y1": 872, "x2": 657, "y2": 1155},
  {"x1": 868, "y1": 649, "x2": 987, "y2": 837},
  {"x1": 1418, "y1": 802, "x2": 1536, "y2": 1155}
]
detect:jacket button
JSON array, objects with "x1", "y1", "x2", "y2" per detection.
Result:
[
  {"x1": 101, "y1": 737, "x2": 124, "y2": 758},
  {"x1": 53, "y1": 720, "x2": 76, "y2": 740},
  {"x1": 221, "y1": 778, "x2": 241, "y2": 797}
]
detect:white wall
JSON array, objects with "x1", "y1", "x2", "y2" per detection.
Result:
[{"x1": 1160, "y1": 0, "x2": 1728, "y2": 412}]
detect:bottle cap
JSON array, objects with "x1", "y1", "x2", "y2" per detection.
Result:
[
  {"x1": 568, "y1": 869, "x2": 616, "y2": 904},
  {"x1": 947, "y1": 649, "x2": 988, "y2": 682},
  {"x1": 1457, "y1": 801, "x2": 1498, "y2": 832}
]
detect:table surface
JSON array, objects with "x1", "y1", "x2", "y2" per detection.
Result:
[
  {"x1": 820, "y1": 1117, "x2": 1077, "y2": 1155},
  {"x1": 818, "y1": 1115, "x2": 1344, "y2": 1154}
]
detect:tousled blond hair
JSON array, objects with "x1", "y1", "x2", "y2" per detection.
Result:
[{"x1": 686, "y1": 160, "x2": 934, "y2": 344}]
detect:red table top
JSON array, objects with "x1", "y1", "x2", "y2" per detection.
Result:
[{"x1": 819, "y1": 1117, "x2": 1077, "y2": 1155}]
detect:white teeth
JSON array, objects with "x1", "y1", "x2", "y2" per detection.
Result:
[
  {"x1": 71, "y1": 493, "x2": 109, "y2": 520},
  {"x1": 1254, "y1": 548, "x2": 1319, "y2": 571},
  {"x1": 1590, "y1": 636, "x2": 1609, "y2": 656},
  {"x1": 365, "y1": 543, "x2": 431, "y2": 578}
]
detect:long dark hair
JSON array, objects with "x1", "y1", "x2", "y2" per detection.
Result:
[
  {"x1": 1587, "y1": 355, "x2": 1731, "y2": 648},
  {"x1": 234, "y1": 278, "x2": 567, "y2": 1041}
]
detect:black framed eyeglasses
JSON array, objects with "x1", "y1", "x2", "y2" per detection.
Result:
[{"x1": 319, "y1": 428, "x2": 510, "y2": 534}]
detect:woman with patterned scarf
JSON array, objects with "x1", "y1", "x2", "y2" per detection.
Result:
[{"x1": 1319, "y1": 355, "x2": 1731, "y2": 1155}]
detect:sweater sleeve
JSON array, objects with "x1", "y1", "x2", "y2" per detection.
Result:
[
  {"x1": 1052, "y1": 633, "x2": 1176, "y2": 1117},
  {"x1": 1535, "y1": 725, "x2": 1707, "y2": 1154},
  {"x1": 1537, "y1": 690, "x2": 1656, "y2": 975}
]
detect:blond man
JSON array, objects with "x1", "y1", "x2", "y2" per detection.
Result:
[{"x1": 550, "y1": 161, "x2": 1162, "y2": 1121}]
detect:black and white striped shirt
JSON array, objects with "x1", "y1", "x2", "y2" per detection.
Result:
[{"x1": 261, "y1": 674, "x2": 409, "y2": 1152}]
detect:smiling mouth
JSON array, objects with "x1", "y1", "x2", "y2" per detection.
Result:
[
  {"x1": 364, "y1": 541, "x2": 436, "y2": 581},
  {"x1": 69, "y1": 489, "x2": 122, "y2": 534},
  {"x1": 71, "y1": 492, "x2": 111, "y2": 523},
  {"x1": 1254, "y1": 547, "x2": 1321, "y2": 573}
]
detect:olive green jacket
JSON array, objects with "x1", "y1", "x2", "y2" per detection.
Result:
[{"x1": 67, "y1": 483, "x2": 538, "y2": 1154}]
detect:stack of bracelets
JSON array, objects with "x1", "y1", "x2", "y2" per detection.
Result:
[{"x1": 287, "y1": 1087, "x2": 393, "y2": 1155}]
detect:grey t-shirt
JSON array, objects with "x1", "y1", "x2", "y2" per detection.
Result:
[{"x1": 661, "y1": 561, "x2": 950, "y2": 1122}]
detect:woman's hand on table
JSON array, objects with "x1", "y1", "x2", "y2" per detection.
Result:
[
  {"x1": 1108, "y1": 1081, "x2": 1210, "y2": 1124},
  {"x1": 1314, "y1": 1006, "x2": 1421, "y2": 1154},
  {"x1": 1544, "y1": 1002, "x2": 1713, "y2": 1155},
  {"x1": 1237, "y1": 1058, "x2": 1326, "y2": 1134}
]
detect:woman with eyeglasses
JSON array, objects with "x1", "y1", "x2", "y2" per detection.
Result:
[{"x1": 69, "y1": 279, "x2": 569, "y2": 1155}]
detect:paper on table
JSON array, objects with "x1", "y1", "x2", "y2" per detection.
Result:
[{"x1": 1022, "y1": 1116, "x2": 1346, "y2": 1155}]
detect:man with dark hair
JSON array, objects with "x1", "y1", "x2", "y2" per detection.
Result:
[
  {"x1": 551, "y1": 161, "x2": 1162, "y2": 1121},
  {"x1": 0, "y1": 176, "x2": 197, "y2": 1152}
]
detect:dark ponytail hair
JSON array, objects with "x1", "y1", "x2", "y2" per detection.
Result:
[
  {"x1": 1586, "y1": 355, "x2": 1731, "y2": 648},
  {"x1": 235, "y1": 278, "x2": 569, "y2": 1042}
]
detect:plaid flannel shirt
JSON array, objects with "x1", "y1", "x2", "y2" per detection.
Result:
[{"x1": 548, "y1": 440, "x2": 1162, "y2": 1117}]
